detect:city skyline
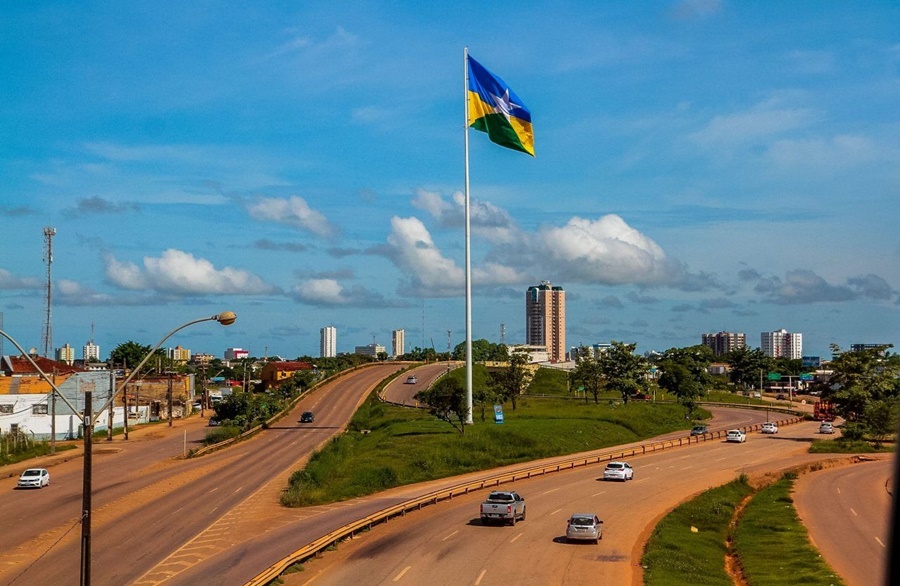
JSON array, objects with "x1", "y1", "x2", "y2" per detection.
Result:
[{"x1": 1, "y1": 2, "x2": 898, "y2": 360}]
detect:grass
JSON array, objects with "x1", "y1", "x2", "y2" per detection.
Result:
[
  {"x1": 281, "y1": 394, "x2": 704, "y2": 507},
  {"x1": 642, "y1": 477, "x2": 754, "y2": 586},
  {"x1": 734, "y1": 475, "x2": 845, "y2": 585},
  {"x1": 0, "y1": 441, "x2": 77, "y2": 466},
  {"x1": 808, "y1": 439, "x2": 895, "y2": 453}
]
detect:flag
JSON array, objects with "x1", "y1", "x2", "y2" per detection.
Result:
[{"x1": 467, "y1": 56, "x2": 534, "y2": 156}]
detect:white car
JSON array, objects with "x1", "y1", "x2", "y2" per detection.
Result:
[
  {"x1": 405, "y1": 375, "x2": 417, "y2": 384},
  {"x1": 761, "y1": 422, "x2": 778, "y2": 434},
  {"x1": 725, "y1": 429, "x2": 746, "y2": 443},
  {"x1": 819, "y1": 422, "x2": 835, "y2": 434},
  {"x1": 602, "y1": 461, "x2": 634, "y2": 481},
  {"x1": 565, "y1": 513, "x2": 603, "y2": 543},
  {"x1": 18, "y1": 468, "x2": 50, "y2": 489}
]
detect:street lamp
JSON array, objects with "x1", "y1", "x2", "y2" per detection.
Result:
[{"x1": 0, "y1": 311, "x2": 236, "y2": 586}]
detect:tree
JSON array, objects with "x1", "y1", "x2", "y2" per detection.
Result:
[
  {"x1": 657, "y1": 345, "x2": 714, "y2": 417},
  {"x1": 864, "y1": 399, "x2": 898, "y2": 448},
  {"x1": 725, "y1": 346, "x2": 772, "y2": 390},
  {"x1": 109, "y1": 341, "x2": 166, "y2": 373},
  {"x1": 824, "y1": 344, "x2": 899, "y2": 422},
  {"x1": 452, "y1": 339, "x2": 508, "y2": 362},
  {"x1": 414, "y1": 377, "x2": 467, "y2": 434},
  {"x1": 488, "y1": 351, "x2": 529, "y2": 410},
  {"x1": 570, "y1": 346, "x2": 606, "y2": 404},
  {"x1": 472, "y1": 387, "x2": 498, "y2": 422},
  {"x1": 598, "y1": 341, "x2": 647, "y2": 402}
]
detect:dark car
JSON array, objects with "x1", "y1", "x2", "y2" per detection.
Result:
[
  {"x1": 690, "y1": 425, "x2": 708, "y2": 436},
  {"x1": 299, "y1": 411, "x2": 315, "y2": 423}
]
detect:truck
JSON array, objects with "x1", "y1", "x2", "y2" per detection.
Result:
[
  {"x1": 814, "y1": 400, "x2": 835, "y2": 421},
  {"x1": 480, "y1": 491, "x2": 526, "y2": 525}
]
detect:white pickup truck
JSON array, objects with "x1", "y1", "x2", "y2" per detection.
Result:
[{"x1": 480, "y1": 491, "x2": 526, "y2": 525}]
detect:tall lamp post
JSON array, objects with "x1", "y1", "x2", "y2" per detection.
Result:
[{"x1": 0, "y1": 311, "x2": 236, "y2": 586}]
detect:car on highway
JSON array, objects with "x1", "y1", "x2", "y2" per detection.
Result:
[
  {"x1": 761, "y1": 422, "x2": 778, "y2": 434},
  {"x1": 690, "y1": 425, "x2": 708, "y2": 436},
  {"x1": 725, "y1": 429, "x2": 746, "y2": 443},
  {"x1": 819, "y1": 422, "x2": 835, "y2": 434},
  {"x1": 299, "y1": 411, "x2": 315, "y2": 423},
  {"x1": 18, "y1": 468, "x2": 50, "y2": 489},
  {"x1": 405, "y1": 375, "x2": 418, "y2": 384},
  {"x1": 565, "y1": 513, "x2": 603, "y2": 543},
  {"x1": 602, "y1": 461, "x2": 634, "y2": 481},
  {"x1": 776, "y1": 393, "x2": 786, "y2": 400}
]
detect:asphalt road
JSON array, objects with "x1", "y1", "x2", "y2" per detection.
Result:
[
  {"x1": 793, "y1": 456, "x2": 894, "y2": 586},
  {"x1": 380, "y1": 362, "x2": 461, "y2": 406},
  {"x1": 280, "y1": 419, "x2": 868, "y2": 586},
  {"x1": 0, "y1": 362, "x2": 405, "y2": 585}
]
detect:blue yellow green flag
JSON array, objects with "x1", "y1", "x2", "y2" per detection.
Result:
[{"x1": 467, "y1": 56, "x2": 534, "y2": 156}]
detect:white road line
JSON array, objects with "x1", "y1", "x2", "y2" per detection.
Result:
[
  {"x1": 474, "y1": 569, "x2": 487, "y2": 585},
  {"x1": 634, "y1": 478, "x2": 647, "y2": 483},
  {"x1": 836, "y1": 488, "x2": 842, "y2": 495},
  {"x1": 875, "y1": 537, "x2": 885, "y2": 548},
  {"x1": 550, "y1": 508, "x2": 562, "y2": 516},
  {"x1": 442, "y1": 530, "x2": 459, "y2": 541},
  {"x1": 393, "y1": 566, "x2": 411, "y2": 582},
  {"x1": 591, "y1": 491, "x2": 607, "y2": 497},
  {"x1": 682, "y1": 466, "x2": 694, "y2": 470},
  {"x1": 510, "y1": 533, "x2": 523, "y2": 543},
  {"x1": 234, "y1": 486, "x2": 244, "y2": 494},
  {"x1": 542, "y1": 487, "x2": 561, "y2": 495},
  {"x1": 850, "y1": 508, "x2": 858, "y2": 516}
]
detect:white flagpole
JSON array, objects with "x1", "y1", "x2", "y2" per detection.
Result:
[{"x1": 463, "y1": 46, "x2": 473, "y2": 424}]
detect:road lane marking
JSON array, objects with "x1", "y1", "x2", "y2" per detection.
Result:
[
  {"x1": 542, "y1": 487, "x2": 561, "y2": 495},
  {"x1": 682, "y1": 466, "x2": 694, "y2": 470},
  {"x1": 442, "y1": 530, "x2": 459, "y2": 541},
  {"x1": 550, "y1": 508, "x2": 562, "y2": 516},
  {"x1": 836, "y1": 488, "x2": 841, "y2": 494},
  {"x1": 393, "y1": 566, "x2": 411, "y2": 582},
  {"x1": 850, "y1": 508, "x2": 857, "y2": 516},
  {"x1": 592, "y1": 491, "x2": 607, "y2": 497},
  {"x1": 875, "y1": 537, "x2": 885, "y2": 548},
  {"x1": 510, "y1": 532, "x2": 524, "y2": 543},
  {"x1": 474, "y1": 569, "x2": 487, "y2": 585}
]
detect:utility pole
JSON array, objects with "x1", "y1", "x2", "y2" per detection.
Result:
[
  {"x1": 167, "y1": 371, "x2": 173, "y2": 427},
  {"x1": 41, "y1": 227, "x2": 56, "y2": 357},
  {"x1": 80, "y1": 387, "x2": 92, "y2": 586}
]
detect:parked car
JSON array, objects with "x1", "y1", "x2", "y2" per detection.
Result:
[
  {"x1": 761, "y1": 422, "x2": 778, "y2": 434},
  {"x1": 480, "y1": 491, "x2": 526, "y2": 525},
  {"x1": 565, "y1": 513, "x2": 603, "y2": 543},
  {"x1": 208, "y1": 417, "x2": 221, "y2": 427},
  {"x1": 602, "y1": 461, "x2": 634, "y2": 481},
  {"x1": 775, "y1": 393, "x2": 786, "y2": 400},
  {"x1": 405, "y1": 375, "x2": 418, "y2": 384},
  {"x1": 299, "y1": 411, "x2": 315, "y2": 423},
  {"x1": 725, "y1": 429, "x2": 746, "y2": 443},
  {"x1": 18, "y1": 468, "x2": 50, "y2": 489},
  {"x1": 690, "y1": 425, "x2": 709, "y2": 436},
  {"x1": 819, "y1": 422, "x2": 835, "y2": 434}
]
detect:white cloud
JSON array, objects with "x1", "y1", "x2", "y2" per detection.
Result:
[
  {"x1": 291, "y1": 278, "x2": 391, "y2": 307},
  {"x1": 246, "y1": 195, "x2": 335, "y2": 237},
  {"x1": 385, "y1": 216, "x2": 465, "y2": 296},
  {"x1": 0, "y1": 268, "x2": 41, "y2": 290},
  {"x1": 766, "y1": 135, "x2": 882, "y2": 170},
  {"x1": 411, "y1": 188, "x2": 518, "y2": 244},
  {"x1": 690, "y1": 102, "x2": 815, "y2": 147},
  {"x1": 104, "y1": 249, "x2": 275, "y2": 295}
]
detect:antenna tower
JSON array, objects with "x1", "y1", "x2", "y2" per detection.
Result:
[
  {"x1": 41, "y1": 227, "x2": 56, "y2": 357},
  {"x1": 500, "y1": 323, "x2": 506, "y2": 346}
]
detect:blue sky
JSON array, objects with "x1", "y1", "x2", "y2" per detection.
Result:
[{"x1": 1, "y1": 1, "x2": 898, "y2": 361}]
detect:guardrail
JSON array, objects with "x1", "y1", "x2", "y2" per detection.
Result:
[{"x1": 245, "y1": 413, "x2": 804, "y2": 585}]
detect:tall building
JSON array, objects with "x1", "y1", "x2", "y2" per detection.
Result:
[
  {"x1": 355, "y1": 343, "x2": 385, "y2": 357},
  {"x1": 224, "y1": 347, "x2": 249, "y2": 360},
  {"x1": 701, "y1": 332, "x2": 746, "y2": 356},
  {"x1": 168, "y1": 345, "x2": 191, "y2": 362},
  {"x1": 761, "y1": 329, "x2": 802, "y2": 359},
  {"x1": 391, "y1": 329, "x2": 405, "y2": 358},
  {"x1": 83, "y1": 341, "x2": 101, "y2": 362},
  {"x1": 525, "y1": 281, "x2": 566, "y2": 362},
  {"x1": 320, "y1": 326, "x2": 337, "y2": 358},
  {"x1": 55, "y1": 343, "x2": 75, "y2": 365}
]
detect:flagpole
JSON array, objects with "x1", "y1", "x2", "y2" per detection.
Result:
[{"x1": 463, "y1": 46, "x2": 474, "y2": 424}]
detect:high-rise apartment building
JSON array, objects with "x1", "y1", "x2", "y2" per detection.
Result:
[
  {"x1": 168, "y1": 345, "x2": 191, "y2": 362},
  {"x1": 320, "y1": 326, "x2": 337, "y2": 358},
  {"x1": 761, "y1": 329, "x2": 802, "y2": 359},
  {"x1": 391, "y1": 329, "x2": 405, "y2": 358},
  {"x1": 525, "y1": 281, "x2": 566, "y2": 362},
  {"x1": 83, "y1": 341, "x2": 101, "y2": 362},
  {"x1": 701, "y1": 331, "x2": 746, "y2": 356},
  {"x1": 56, "y1": 343, "x2": 75, "y2": 365}
]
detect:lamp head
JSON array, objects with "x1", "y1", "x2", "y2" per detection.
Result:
[{"x1": 215, "y1": 311, "x2": 237, "y2": 326}]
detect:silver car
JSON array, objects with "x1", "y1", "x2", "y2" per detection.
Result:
[
  {"x1": 565, "y1": 513, "x2": 603, "y2": 543},
  {"x1": 602, "y1": 461, "x2": 634, "y2": 481},
  {"x1": 18, "y1": 468, "x2": 50, "y2": 489}
]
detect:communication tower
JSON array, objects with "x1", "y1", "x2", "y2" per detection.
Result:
[{"x1": 41, "y1": 227, "x2": 56, "y2": 357}]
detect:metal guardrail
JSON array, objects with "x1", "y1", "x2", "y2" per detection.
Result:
[{"x1": 245, "y1": 413, "x2": 804, "y2": 585}]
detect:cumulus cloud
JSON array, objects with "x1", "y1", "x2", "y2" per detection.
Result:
[
  {"x1": 55, "y1": 279, "x2": 115, "y2": 306},
  {"x1": 385, "y1": 216, "x2": 465, "y2": 296},
  {"x1": 0, "y1": 268, "x2": 41, "y2": 290},
  {"x1": 411, "y1": 188, "x2": 518, "y2": 244},
  {"x1": 104, "y1": 249, "x2": 276, "y2": 295},
  {"x1": 749, "y1": 269, "x2": 896, "y2": 305},
  {"x1": 245, "y1": 195, "x2": 335, "y2": 237}
]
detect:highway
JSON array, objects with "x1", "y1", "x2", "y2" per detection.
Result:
[
  {"x1": 794, "y1": 456, "x2": 894, "y2": 586},
  {"x1": 0, "y1": 362, "x2": 405, "y2": 585}
]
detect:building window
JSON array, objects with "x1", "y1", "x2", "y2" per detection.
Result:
[
  {"x1": 0, "y1": 404, "x2": 13, "y2": 414},
  {"x1": 32, "y1": 404, "x2": 49, "y2": 415}
]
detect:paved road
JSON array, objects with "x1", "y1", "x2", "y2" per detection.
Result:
[
  {"x1": 380, "y1": 362, "x2": 461, "y2": 406},
  {"x1": 0, "y1": 362, "x2": 405, "y2": 585},
  {"x1": 794, "y1": 456, "x2": 894, "y2": 586},
  {"x1": 280, "y1": 417, "x2": 844, "y2": 586},
  {"x1": 165, "y1": 406, "x2": 785, "y2": 584}
]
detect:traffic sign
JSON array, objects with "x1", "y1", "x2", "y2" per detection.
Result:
[{"x1": 767, "y1": 372, "x2": 782, "y2": 381}]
